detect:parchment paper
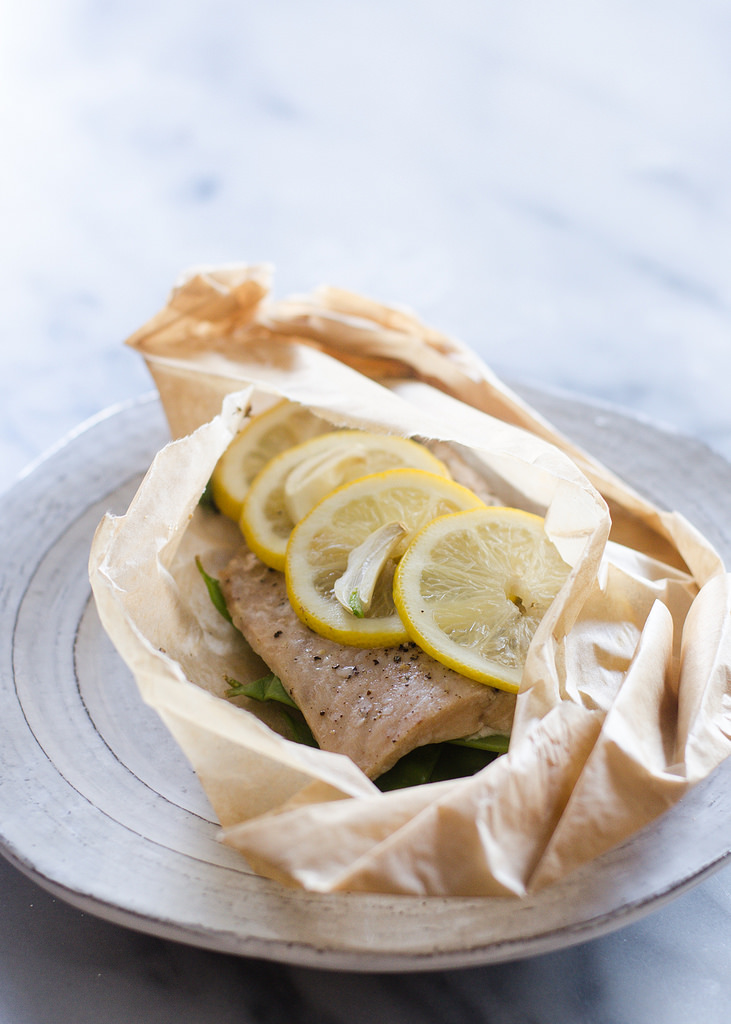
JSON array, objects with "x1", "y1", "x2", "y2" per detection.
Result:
[{"x1": 89, "y1": 264, "x2": 731, "y2": 896}]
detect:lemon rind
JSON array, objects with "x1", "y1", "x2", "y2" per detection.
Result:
[{"x1": 240, "y1": 431, "x2": 450, "y2": 570}]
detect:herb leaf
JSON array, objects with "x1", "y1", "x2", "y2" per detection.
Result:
[
  {"x1": 375, "y1": 744, "x2": 442, "y2": 791},
  {"x1": 279, "y1": 711, "x2": 319, "y2": 747},
  {"x1": 225, "y1": 672, "x2": 298, "y2": 708},
  {"x1": 225, "y1": 673, "x2": 318, "y2": 747},
  {"x1": 450, "y1": 734, "x2": 510, "y2": 755},
  {"x1": 198, "y1": 478, "x2": 218, "y2": 511},
  {"x1": 376, "y1": 735, "x2": 510, "y2": 791},
  {"x1": 195, "y1": 556, "x2": 233, "y2": 624}
]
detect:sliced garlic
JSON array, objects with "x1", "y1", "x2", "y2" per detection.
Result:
[
  {"x1": 284, "y1": 444, "x2": 369, "y2": 523},
  {"x1": 334, "y1": 520, "x2": 408, "y2": 617}
]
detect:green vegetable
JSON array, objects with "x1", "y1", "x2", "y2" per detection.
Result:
[
  {"x1": 430, "y1": 742, "x2": 501, "y2": 782},
  {"x1": 195, "y1": 556, "x2": 233, "y2": 624},
  {"x1": 225, "y1": 671, "x2": 298, "y2": 708},
  {"x1": 376, "y1": 739, "x2": 504, "y2": 791},
  {"x1": 198, "y1": 478, "x2": 218, "y2": 511},
  {"x1": 225, "y1": 673, "x2": 318, "y2": 747},
  {"x1": 451, "y1": 733, "x2": 510, "y2": 755},
  {"x1": 375, "y1": 745, "x2": 442, "y2": 791}
]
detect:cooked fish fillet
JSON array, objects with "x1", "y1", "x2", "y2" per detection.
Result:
[{"x1": 220, "y1": 546, "x2": 516, "y2": 779}]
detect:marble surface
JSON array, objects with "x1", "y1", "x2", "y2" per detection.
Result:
[{"x1": 2, "y1": 1, "x2": 731, "y2": 1021}]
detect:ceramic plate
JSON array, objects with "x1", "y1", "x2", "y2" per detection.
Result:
[{"x1": 2, "y1": 388, "x2": 731, "y2": 972}]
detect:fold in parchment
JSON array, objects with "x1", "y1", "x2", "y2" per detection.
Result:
[{"x1": 89, "y1": 264, "x2": 731, "y2": 896}]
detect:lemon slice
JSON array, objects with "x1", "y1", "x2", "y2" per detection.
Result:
[
  {"x1": 211, "y1": 400, "x2": 331, "y2": 521},
  {"x1": 241, "y1": 430, "x2": 449, "y2": 570},
  {"x1": 285, "y1": 469, "x2": 486, "y2": 646},
  {"x1": 393, "y1": 507, "x2": 572, "y2": 692}
]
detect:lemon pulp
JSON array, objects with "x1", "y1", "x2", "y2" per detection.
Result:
[
  {"x1": 241, "y1": 430, "x2": 449, "y2": 570},
  {"x1": 393, "y1": 506, "x2": 571, "y2": 692},
  {"x1": 285, "y1": 469, "x2": 485, "y2": 647}
]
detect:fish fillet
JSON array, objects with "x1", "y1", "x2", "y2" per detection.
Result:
[{"x1": 220, "y1": 547, "x2": 515, "y2": 778}]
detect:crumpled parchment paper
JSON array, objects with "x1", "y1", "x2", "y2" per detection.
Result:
[{"x1": 89, "y1": 264, "x2": 731, "y2": 896}]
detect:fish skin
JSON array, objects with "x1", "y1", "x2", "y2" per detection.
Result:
[{"x1": 220, "y1": 546, "x2": 515, "y2": 779}]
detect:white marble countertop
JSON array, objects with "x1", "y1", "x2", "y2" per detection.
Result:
[{"x1": 2, "y1": 1, "x2": 731, "y2": 1021}]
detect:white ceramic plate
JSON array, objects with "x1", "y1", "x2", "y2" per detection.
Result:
[{"x1": 2, "y1": 388, "x2": 731, "y2": 972}]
